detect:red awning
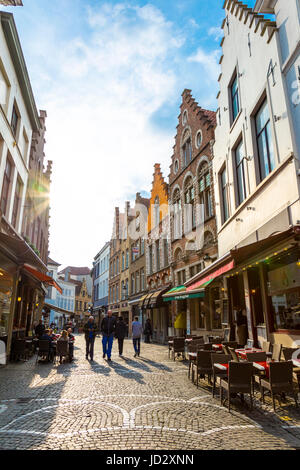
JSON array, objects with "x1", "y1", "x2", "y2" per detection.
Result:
[
  {"x1": 23, "y1": 264, "x2": 62, "y2": 294},
  {"x1": 186, "y1": 260, "x2": 235, "y2": 291}
]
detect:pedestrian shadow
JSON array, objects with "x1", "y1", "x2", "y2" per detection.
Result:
[
  {"x1": 138, "y1": 357, "x2": 172, "y2": 372},
  {"x1": 88, "y1": 361, "x2": 111, "y2": 376},
  {"x1": 105, "y1": 360, "x2": 145, "y2": 384},
  {"x1": 119, "y1": 356, "x2": 151, "y2": 372}
]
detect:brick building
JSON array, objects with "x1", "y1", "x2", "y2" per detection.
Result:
[
  {"x1": 108, "y1": 207, "x2": 123, "y2": 320},
  {"x1": 163, "y1": 89, "x2": 219, "y2": 337},
  {"x1": 144, "y1": 164, "x2": 172, "y2": 343},
  {"x1": 128, "y1": 192, "x2": 150, "y2": 328}
]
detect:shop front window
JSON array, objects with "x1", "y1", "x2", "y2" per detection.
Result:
[
  {"x1": 211, "y1": 287, "x2": 222, "y2": 329},
  {"x1": 267, "y1": 250, "x2": 300, "y2": 330},
  {"x1": 0, "y1": 269, "x2": 13, "y2": 337}
]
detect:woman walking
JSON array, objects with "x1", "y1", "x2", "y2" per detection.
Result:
[
  {"x1": 115, "y1": 316, "x2": 127, "y2": 357},
  {"x1": 144, "y1": 318, "x2": 152, "y2": 343}
]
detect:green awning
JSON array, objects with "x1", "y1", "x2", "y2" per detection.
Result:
[{"x1": 195, "y1": 278, "x2": 215, "y2": 289}]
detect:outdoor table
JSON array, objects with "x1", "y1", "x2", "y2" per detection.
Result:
[
  {"x1": 185, "y1": 338, "x2": 193, "y2": 343},
  {"x1": 252, "y1": 361, "x2": 270, "y2": 378},
  {"x1": 212, "y1": 344, "x2": 223, "y2": 351},
  {"x1": 235, "y1": 348, "x2": 263, "y2": 360},
  {"x1": 214, "y1": 363, "x2": 229, "y2": 373},
  {"x1": 188, "y1": 352, "x2": 197, "y2": 359},
  {"x1": 292, "y1": 359, "x2": 300, "y2": 367}
]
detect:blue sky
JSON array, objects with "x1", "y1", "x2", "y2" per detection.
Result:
[{"x1": 4, "y1": 0, "x2": 259, "y2": 267}]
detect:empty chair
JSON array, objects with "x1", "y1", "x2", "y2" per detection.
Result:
[
  {"x1": 222, "y1": 341, "x2": 238, "y2": 349},
  {"x1": 260, "y1": 361, "x2": 298, "y2": 411},
  {"x1": 11, "y1": 339, "x2": 27, "y2": 362},
  {"x1": 228, "y1": 347, "x2": 240, "y2": 363},
  {"x1": 282, "y1": 347, "x2": 298, "y2": 361},
  {"x1": 191, "y1": 350, "x2": 213, "y2": 387},
  {"x1": 262, "y1": 341, "x2": 271, "y2": 353},
  {"x1": 172, "y1": 338, "x2": 185, "y2": 361},
  {"x1": 220, "y1": 362, "x2": 254, "y2": 411},
  {"x1": 272, "y1": 343, "x2": 282, "y2": 362},
  {"x1": 187, "y1": 342, "x2": 201, "y2": 379},
  {"x1": 245, "y1": 352, "x2": 267, "y2": 362},
  {"x1": 36, "y1": 340, "x2": 51, "y2": 363},
  {"x1": 211, "y1": 353, "x2": 231, "y2": 398}
]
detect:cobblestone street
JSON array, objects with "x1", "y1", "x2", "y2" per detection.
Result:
[{"x1": 0, "y1": 335, "x2": 300, "y2": 450}]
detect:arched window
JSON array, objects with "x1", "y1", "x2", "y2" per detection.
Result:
[
  {"x1": 198, "y1": 162, "x2": 213, "y2": 221},
  {"x1": 122, "y1": 252, "x2": 125, "y2": 271},
  {"x1": 182, "y1": 129, "x2": 192, "y2": 167},
  {"x1": 184, "y1": 176, "x2": 195, "y2": 231}
]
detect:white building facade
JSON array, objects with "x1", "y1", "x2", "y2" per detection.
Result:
[{"x1": 93, "y1": 242, "x2": 110, "y2": 315}]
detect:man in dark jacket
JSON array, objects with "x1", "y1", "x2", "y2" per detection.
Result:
[
  {"x1": 115, "y1": 316, "x2": 127, "y2": 357},
  {"x1": 83, "y1": 316, "x2": 98, "y2": 361},
  {"x1": 101, "y1": 310, "x2": 116, "y2": 361},
  {"x1": 35, "y1": 320, "x2": 45, "y2": 338}
]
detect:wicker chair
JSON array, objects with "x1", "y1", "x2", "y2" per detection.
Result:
[
  {"x1": 172, "y1": 338, "x2": 185, "y2": 361},
  {"x1": 36, "y1": 340, "x2": 51, "y2": 363},
  {"x1": 187, "y1": 342, "x2": 201, "y2": 379},
  {"x1": 11, "y1": 339, "x2": 28, "y2": 362},
  {"x1": 211, "y1": 353, "x2": 231, "y2": 397},
  {"x1": 260, "y1": 361, "x2": 298, "y2": 411},
  {"x1": 282, "y1": 348, "x2": 300, "y2": 392},
  {"x1": 228, "y1": 347, "x2": 240, "y2": 362},
  {"x1": 55, "y1": 340, "x2": 69, "y2": 364},
  {"x1": 191, "y1": 350, "x2": 213, "y2": 388},
  {"x1": 245, "y1": 352, "x2": 267, "y2": 362},
  {"x1": 202, "y1": 343, "x2": 213, "y2": 351},
  {"x1": 272, "y1": 343, "x2": 282, "y2": 362},
  {"x1": 223, "y1": 341, "x2": 238, "y2": 349},
  {"x1": 220, "y1": 362, "x2": 254, "y2": 411}
]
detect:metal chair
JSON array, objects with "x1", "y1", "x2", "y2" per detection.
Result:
[
  {"x1": 220, "y1": 362, "x2": 254, "y2": 412},
  {"x1": 260, "y1": 361, "x2": 298, "y2": 411},
  {"x1": 211, "y1": 353, "x2": 231, "y2": 397}
]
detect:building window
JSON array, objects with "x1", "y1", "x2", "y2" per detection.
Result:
[
  {"x1": 11, "y1": 105, "x2": 19, "y2": 137},
  {"x1": 1, "y1": 158, "x2": 12, "y2": 216},
  {"x1": 131, "y1": 273, "x2": 135, "y2": 295},
  {"x1": 173, "y1": 189, "x2": 182, "y2": 240},
  {"x1": 231, "y1": 74, "x2": 240, "y2": 123},
  {"x1": 154, "y1": 196, "x2": 160, "y2": 226},
  {"x1": 163, "y1": 238, "x2": 168, "y2": 268},
  {"x1": 11, "y1": 177, "x2": 22, "y2": 229},
  {"x1": 149, "y1": 245, "x2": 153, "y2": 274},
  {"x1": 255, "y1": 99, "x2": 275, "y2": 181},
  {"x1": 126, "y1": 249, "x2": 129, "y2": 269},
  {"x1": 156, "y1": 240, "x2": 160, "y2": 271},
  {"x1": 184, "y1": 178, "x2": 195, "y2": 231},
  {"x1": 182, "y1": 110, "x2": 188, "y2": 125},
  {"x1": 235, "y1": 140, "x2": 247, "y2": 206},
  {"x1": 195, "y1": 130, "x2": 202, "y2": 149},
  {"x1": 220, "y1": 167, "x2": 229, "y2": 223},
  {"x1": 122, "y1": 252, "x2": 125, "y2": 271},
  {"x1": 182, "y1": 138, "x2": 192, "y2": 167},
  {"x1": 141, "y1": 268, "x2": 145, "y2": 291},
  {"x1": 198, "y1": 163, "x2": 213, "y2": 221},
  {"x1": 141, "y1": 238, "x2": 145, "y2": 255},
  {"x1": 136, "y1": 271, "x2": 140, "y2": 293},
  {"x1": 174, "y1": 159, "x2": 179, "y2": 174}
]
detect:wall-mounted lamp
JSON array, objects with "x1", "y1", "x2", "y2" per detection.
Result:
[
  {"x1": 224, "y1": 107, "x2": 228, "y2": 112},
  {"x1": 17, "y1": 297, "x2": 22, "y2": 302},
  {"x1": 236, "y1": 218, "x2": 243, "y2": 222},
  {"x1": 245, "y1": 155, "x2": 253, "y2": 161},
  {"x1": 247, "y1": 207, "x2": 256, "y2": 211},
  {"x1": 274, "y1": 115, "x2": 281, "y2": 122}
]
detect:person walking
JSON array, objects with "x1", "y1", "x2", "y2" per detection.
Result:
[
  {"x1": 83, "y1": 316, "x2": 98, "y2": 361},
  {"x1": 132, "y1": 316, "x2": 143, "y2": 357},
  {"x1": 101, "y1": 310, "x2": 116, "y2": 361},
  {"x1": 143, "y1": 318, "x2": 152, "y2": 344},
  {"x1": 115, "y1": 316, "x2": 127, "y2": 357}
]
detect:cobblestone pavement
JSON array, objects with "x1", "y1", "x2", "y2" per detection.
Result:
[{"x1": 0, "y1": 335, "x2": 300, "y2": 450}]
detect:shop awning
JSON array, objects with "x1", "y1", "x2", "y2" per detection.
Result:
[
  {"x1": 138, "y1": 294, "x2": 148, "y2": 308},
  {"x1": 163, "y1": 285, "x2": 205, "y2": 302},
  {"x1": 23, "y1": 264, "x2": 62, "y2": 294},
  {"x1": 143, "y1": 292, "x2": 155, "y2": 309},
  {"x1": 0, "y1": 232, "x2": 47, "y2": 271},
  {"x1": 43, "y1": 302, "x2": 74, "y2": 317},
  {"x1": 148, "y1": 286, "x2": 172, "y2": 308},
  {"x1": 186, "y1": 260, "x2": 235, "y2": 291}
]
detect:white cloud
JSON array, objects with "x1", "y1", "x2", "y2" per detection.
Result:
[
  {"x1": 37, "y1": 2, "x2": 184, "y2": 266},
  {"x1": 187, "y1": 47, "x2": 220, "y2": 81},
  {"x1": 208, "y1": 26, "x2": 223, "y2": 41}
]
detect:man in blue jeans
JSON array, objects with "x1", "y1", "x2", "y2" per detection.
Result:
[
  {"x1": 101, "y1": 310, "x2": 116, "y2": 361},
  {"x1": 132, "y1": 316, "x2": 143, "y2": 357}
]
